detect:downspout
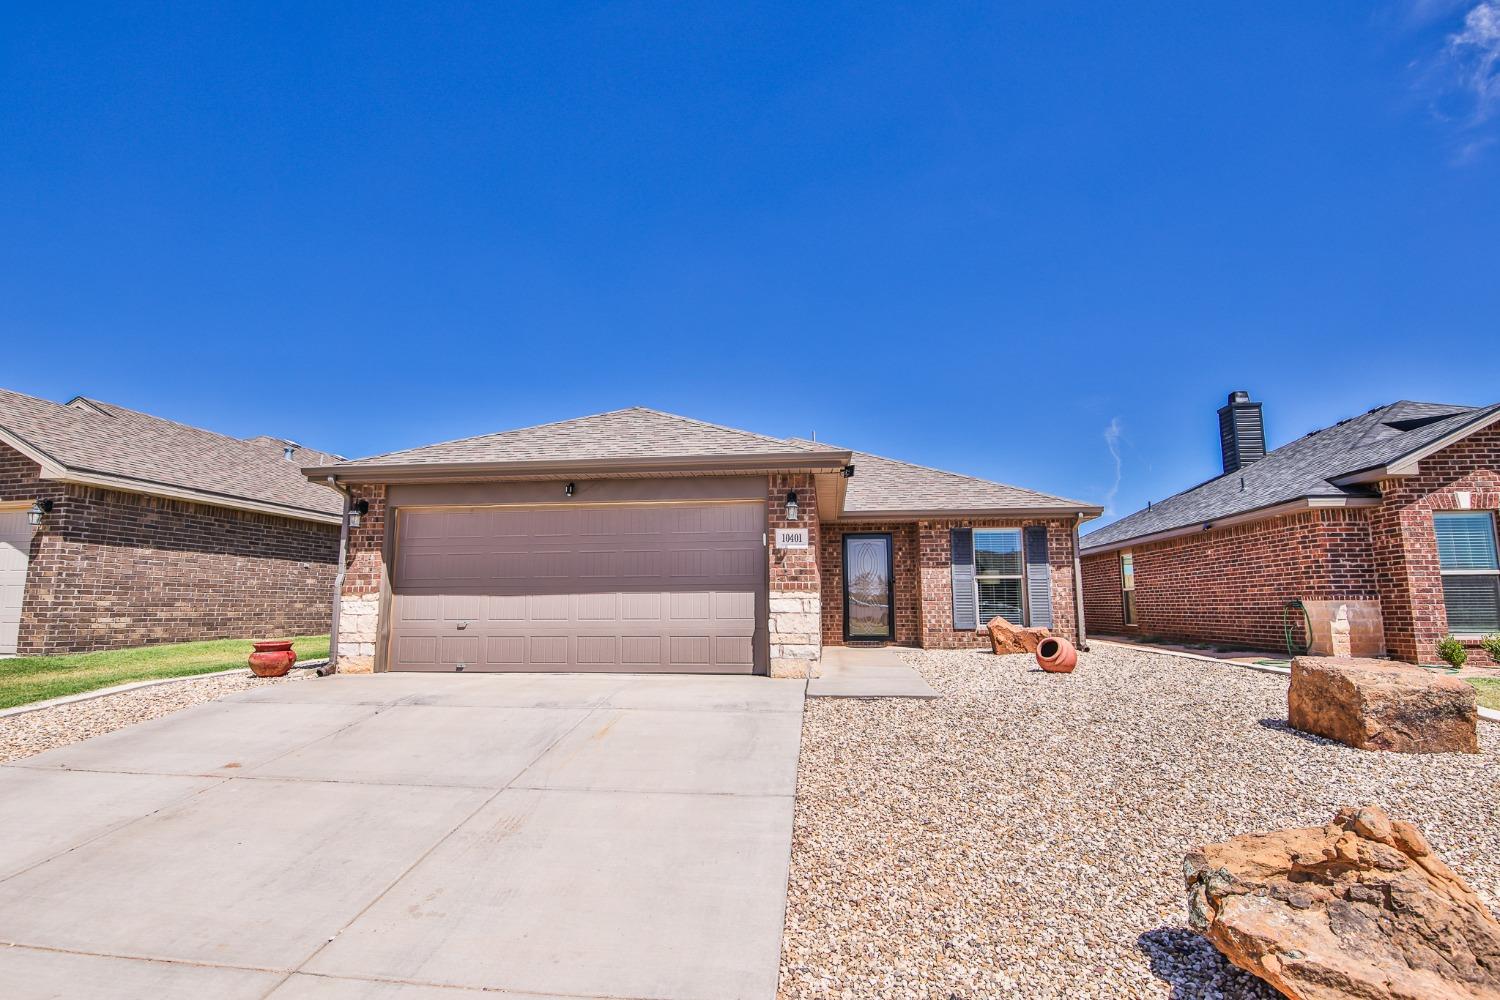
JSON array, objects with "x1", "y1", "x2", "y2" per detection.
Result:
[
  {"x1": 320, "y1": 477, "x2": 351, "y2": 677},
  {"x1": 1072, "y1": 512, "x2": 1089, "y2": 652}
]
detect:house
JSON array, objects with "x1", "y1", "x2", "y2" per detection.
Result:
[
  {"x1": 1080, "y1": 391, "x2": 1500, "y2": 666},
  {"x1": 303, "y1": 407, "x2": 1101, "y2": 675},
  {"x1": 0, "y1": 388, "x2": 343, "y2": 656}
]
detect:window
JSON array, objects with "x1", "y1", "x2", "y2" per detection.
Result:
[
  {"x1": 1435, "y1": 512, "x2": 1500, "y2": 635},
  {"x1": 1121, "y1": 551, "x2": 1137, "y2": 626},
  {"x1": 974, "y1": 529, "x2": 1024, "y2": 625}
]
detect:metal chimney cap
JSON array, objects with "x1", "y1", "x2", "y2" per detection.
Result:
[{"x1": 1227, "y1": 390, "x2": 1252, "y2": 404}]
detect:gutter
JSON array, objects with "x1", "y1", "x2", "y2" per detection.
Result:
[
  {"x1": 303, "y1": 450, "x2": 853, "y2": 484},
  {"x1": 322, "y1": 478, "x2": 352, "y2": 676}
]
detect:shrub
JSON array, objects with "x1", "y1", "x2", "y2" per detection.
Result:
[
  {"x1": 1481, "y1": 634, "x2": 1500, "y2": 661},
  {"x1": 1436, "y1": 636, "x2": 1468, "y2": 669}
]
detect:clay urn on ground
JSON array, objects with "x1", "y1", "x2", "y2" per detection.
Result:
[
  {"x1": 248, "y1": 640, "x2": 297, "y2": 678},
  {"x1": 1035, "y1": 637, "x2": 1077, "y2": 673}
]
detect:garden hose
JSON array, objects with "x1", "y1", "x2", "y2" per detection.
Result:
[{"x1": 1283, "y1": 599, "x2": 1311, "y2": 657}]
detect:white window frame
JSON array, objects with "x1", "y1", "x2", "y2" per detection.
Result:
[
  {"x1": 973, "y1": 528, "x2": 1027, "y2": 626},
  {"x1": 1435, "y1": 511, "x2": 1500, "y2": 636}
]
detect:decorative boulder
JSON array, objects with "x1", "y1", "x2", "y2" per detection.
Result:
[
  {"x1": 1185, "y1": 805, "x2": 1500, "y2": 1000},
  {"x1": 1288, "y1": 656, "x2": 1479, "y2": 754},
  {"x1": 986, "y1": 616, "x2": 1050, "y2": 656}
]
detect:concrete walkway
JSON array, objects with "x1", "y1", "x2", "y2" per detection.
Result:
[
  {"x1": 807, "y1": 646, "x2": 939, "y2": 699},
  {"x1": 0, "y1": 672, "x2": 806, "y2": 1000}
]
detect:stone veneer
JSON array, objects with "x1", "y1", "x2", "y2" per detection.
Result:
[
  {"x1": 334, "y1": 483, "x2": 387, "y2": 673},
  {"x1": 767, "y1": 472, "x2": 822, "y2": 677}
]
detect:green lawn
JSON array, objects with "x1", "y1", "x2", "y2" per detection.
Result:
[
  {"x1": 1469, "y1": 677, "x2": 1500, "y2": 712},
  {"x1": 0, "y1": 635, "x2": 329, "y2": 710}
]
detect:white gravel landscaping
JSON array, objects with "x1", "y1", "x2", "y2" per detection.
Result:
[
  {"x1": 0, "y1": 669, "x2": 310, "y2": 764},
  {"x1": 779, "y1": 643, "x2": 1498, "y2": 1000}
]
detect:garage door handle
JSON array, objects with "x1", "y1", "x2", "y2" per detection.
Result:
[{"x1": 456, "y1": 621, "x2": 469, "y2": 630}]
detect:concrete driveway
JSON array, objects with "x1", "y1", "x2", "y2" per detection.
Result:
[{"x1": 0, "y1": 672, "x2": 805, "y2": 1000}]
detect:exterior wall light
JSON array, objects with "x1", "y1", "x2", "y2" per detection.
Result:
[
  {"x1": 565, "y1": 482, "x2": 576, "y2": 497},
  {"x1": 349, "y1": 498, "x2": 369, "y2": 528},
  {"x1": 785, "y1": 490, "x2": 800, "y2": 521},
  {"x1": 27, "y1": 499, "x2": 53, "y2": 526},
  {"x1": 841, "y1": 465, "x2": 856, "y2": 478}
]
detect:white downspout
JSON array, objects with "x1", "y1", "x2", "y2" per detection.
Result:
[{"x1": 1073, "y1": 511, "x2": 1089, "y2": 652}]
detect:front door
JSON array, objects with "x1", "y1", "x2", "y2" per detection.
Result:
[{"x1": 843, "y1": 533, "x2": 893, "y2": 641}]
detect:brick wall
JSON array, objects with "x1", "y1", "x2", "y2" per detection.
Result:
[
  {"x1": 1, "y1": 441, "x2": 338, "y2": 655},
  {"x1": 336, "y1": 483, "x2": 388, "y2": 673},
  {"x1": 767, "y1": 473, "x2": 821, "y2": 677},
  {"x1": 1080, "y1": 508, "x2": 1378, "y2": 654},
  {"x1": 1370, "y1": 421, "x2": 1500, "y2": 666},
  {"x1": 819, "y1": 521, "x2": 920, "y2": 646},
  {"x1": 916, "y1": 517, "x2": 1081, "y2": 649}
]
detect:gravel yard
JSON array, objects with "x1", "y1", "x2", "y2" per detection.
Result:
[
  {"x1": 0, "y1": 669, "x2": 310, "y2": 764},
  {"x1": 779, "y1": 644, "x2": 1499, "y2": 1000}
]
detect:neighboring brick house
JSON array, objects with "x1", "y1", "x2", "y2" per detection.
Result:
[
  {"x1": 1081, "y1": 391, "x2": 1500, "y2": 666},
  {"x1": 303, "y1": 408, "x2": 1101, "y2": 676},
  {"x1": 0, "y1": 387, "x2": 343, "y2": 655}
]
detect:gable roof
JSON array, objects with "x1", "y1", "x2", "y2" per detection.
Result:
[
  {"x1": 1081, "y1": 399, "x2": 1500, "y2": 553},
  {"x1": 0, "y1": 388, "x2": 343, "y2": 522},
  {"x1": 310, "y1": 407, "x2": 1100, "y2": 519}
]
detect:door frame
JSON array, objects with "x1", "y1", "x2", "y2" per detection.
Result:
[{"x1": 842, "y1": 531, "x2": 895, "y2": 642}]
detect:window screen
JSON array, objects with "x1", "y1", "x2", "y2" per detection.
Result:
[
  {"x1": 974, "y1": 529, "x2": 1024, "y2": 625},
  {"x1": 1435, "y1": 513, "x2": 1500, "y2": 634}
]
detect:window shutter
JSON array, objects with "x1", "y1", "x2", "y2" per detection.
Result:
[
  {"x1": 950, "y1": 528, "x2": 976, "y2": 630},
  {"x1": 1024, "y1": 525, "x2": 1053, "y2": 629}
]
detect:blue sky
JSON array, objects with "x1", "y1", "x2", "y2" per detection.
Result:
[{"x1": 3, "y1": 3, "x2": 1497, "y2": 529}]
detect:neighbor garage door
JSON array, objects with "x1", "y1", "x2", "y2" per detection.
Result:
[{"x1": 388, "y1": 501, "x2": 766, "y2": 673}]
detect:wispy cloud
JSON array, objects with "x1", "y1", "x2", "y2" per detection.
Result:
[
  {"x1": 1103, "y1": 417, "x2": 1123, "y2": 515},
  {"x1": 1447, "y1": 1, "x2": 1500, "y2": 120}
]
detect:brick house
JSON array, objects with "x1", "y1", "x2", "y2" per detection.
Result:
[
  {"x1": 0, "y1": 387, "x2": 343, "y2": 655},
  {"x1": 1081, "y1": 391, "x2": 1500, "y2": 666},
  {"x1": 303, "y1": 408, "x2": 1101, "y2": 676}
]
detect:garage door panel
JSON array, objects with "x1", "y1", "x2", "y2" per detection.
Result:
[{"x1": 391, "y1": 502, "x2": 765, "y2": 673}]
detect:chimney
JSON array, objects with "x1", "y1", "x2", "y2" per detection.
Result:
[{"x1": 1217, "y1": 390, "x2": 1266, "y2": 474}]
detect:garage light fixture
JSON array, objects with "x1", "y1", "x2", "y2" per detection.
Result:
[
  {"x1": 785, "y1": 490, "x2": 800, "y2": 521},
  {"x1": 565, "y1": 482, "x2": 576, "y2": 497},
  {"x1": 348, "y1": 498, "x2": 369, "y2": 528},
  {"x1": 27, "y1": 499, "x2": 52, "y2": 526}
]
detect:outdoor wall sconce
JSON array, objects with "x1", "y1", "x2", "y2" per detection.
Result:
[
  {"x1": 27, "y1": 499, "x2": 52, "y2": 526},
  {"x1": 565, "y1": 482, "x2": 576, "y2": 497},
  {"x1": 785, "y1": 490, "x2": 800, "y2": 521},
  {"x1": 348, "y1": 498, "x2": 369, "y2": 528},
  {"x1": 842, "y1": 464, "x2": 856, "y2": 478}
]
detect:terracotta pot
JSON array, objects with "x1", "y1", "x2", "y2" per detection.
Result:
[
  {"x1": 1035, "y1": 637, "x2": 1077, "y2": 673},
  {"x1": 248, "y1": 640, "x2": 297, "y2": 678}
]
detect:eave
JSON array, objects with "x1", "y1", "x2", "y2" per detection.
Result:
[
  {"x1": 304, "y1": 450, "x2": 855, "y2": 485},
  {"x1": 1080, "y1": 495, "x2": 1380, "y2": 557},
  {"x1": 0, "y1": 423, "x2": 342, "y2": 526},
  {"x1": 1332, "y1": 404, "x2": 1500, "y2": 486},
  {"x1": 837, "y1": 504, "x2": 1104, "y2": 523}
]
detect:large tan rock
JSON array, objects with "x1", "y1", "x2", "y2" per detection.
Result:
[
  {"x1": 1288, "y1": 656, "x2": 1479, "y2": 754},
  {"x1": 1185, "y1": 805, "x2": 1500, "y2": 1000},
  {"x1": 986, "y1": 616, "x2": 1050, "y2": 655}
]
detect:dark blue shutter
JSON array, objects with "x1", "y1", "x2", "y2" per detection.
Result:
[
  {"x1": 1024, "y1": 525, "x2": 1053, "y2": 629},
  {"x1": 951, "y1": 528, "x2": 976, "y2": 630}
]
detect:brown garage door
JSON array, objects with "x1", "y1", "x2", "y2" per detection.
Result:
[{"x1": 388, "y1": 501, "x2": 766, "y2": 673}]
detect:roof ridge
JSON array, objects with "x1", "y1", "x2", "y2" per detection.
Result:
[
  {"x1": 345, "y1": 405, "x2": 653, "y2": 463},
  {"x1": 628, "y1": 407, "x2": 810, "y2": 449},
  {"x1": 73, "y1": 395, "x2": 276, "y2": 451}
]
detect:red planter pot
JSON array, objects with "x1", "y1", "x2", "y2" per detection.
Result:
[
  {"x1": 248, "y1": 640, "x2": 297, "y2": 678},
  {"x1": 1035, "y1": 637, "x2": 1078, "y2": 673}
]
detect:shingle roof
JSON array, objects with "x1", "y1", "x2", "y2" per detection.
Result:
[
  {"x1": 1081, "y1": 399, "x2": 1500, "y2": 552},
  {"x1": 0, "y1": 388, "x2": 343, "y2": 519},
  {"x1": 340, "y1": 407, "x2": 823, "y2": 466},
  {"x1": 321, "y1": 407, "x2": 1098, "y2": 517},
  {"x1": 786, "y1": 440, "x2": 1097, "y2": 516}
]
